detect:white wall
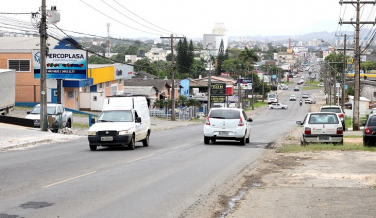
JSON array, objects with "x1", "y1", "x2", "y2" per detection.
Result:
[{"x1": 80, "y1": 92, "x2": 105, "y2": 111}]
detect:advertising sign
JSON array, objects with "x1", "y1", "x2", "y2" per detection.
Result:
[
  {"x1": 114, "y1": 63, "x2": 134, "y2": 80},
  {"x1": 33, "y1": 49, "x2": 87, "y2": 79},
  {"x1": 210, "y1": 95, "x2": 226, "y2": 103},
  {"x1": 211, "y1": 83, "x2": 226, "y2": 96}
]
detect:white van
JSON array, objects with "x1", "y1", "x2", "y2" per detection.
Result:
[{"x1": 88, "y1": 96, "x2": 151, "y2": 151}]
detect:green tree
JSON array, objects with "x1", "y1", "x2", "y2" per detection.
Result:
[
  {"x1": 186, "y1": 98, "x2": 201, "y2": 107},
  {"x1": 153, "y1": 100, "x2": 165, "y2": 108},
  {"x1": 88, "y1": 55, "x2": 113, "y2": 64},
  {"x1": 361, "y1": 60, "x2": 376, "y2": 72},
  {"x1": 224, "y1": 49, "x2": 229, "y2": 60},
  {"x1": 176, "y1": 38, "x2": 192, "y2": 78},
  {"x1": 178, "y1": 95, "x2": 188, "y2": 106},
  {"x1": 216, "y1": 39, "x2": 225, "y2": 76}
]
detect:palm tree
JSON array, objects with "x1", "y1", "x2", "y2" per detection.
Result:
[{"x1": 238, "y1": 47, "x2": 260, "y2": 109}]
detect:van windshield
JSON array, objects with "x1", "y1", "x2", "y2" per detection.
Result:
[{"x1": 98, "y1": 110, "x2": 133, "y2": 122}]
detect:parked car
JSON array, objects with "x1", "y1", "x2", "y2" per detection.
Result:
[
  {"x1": 304, "y1": 98, "x2": 316, "y2": 104},
  {"x1": 363, "y1": 114, "x2": 376, "y2": 146},
  {"x1": 318, "y1": 83, "x2": 324, "y2": 87},
  {"x1": 319, "y1": 105, "x2": 346, "y2": 131},
  {"x1": 296, "y1": 112, "x2": 343, "y2": 145},
  {"x1": 290, "y1": 94, "x2": 296, "y2": 101},
  {"x1": 269, "y1": 103, "x2": 288, "y2": 109},
  {"x1": 25, "y1": 103, "x2": 73, "y2": 132},
  {"x1": 302, "y1": 93, "x2": 309, "y2": 98},
  {"x1": 294, "y1": 87, "x2": 300, "y2": 91},
  {"x1": 282, "y1": 85, "x2": 288, "y2": 90},
  {"x1": 204, "y1": 108, "x2": 252, "y2": 145}
]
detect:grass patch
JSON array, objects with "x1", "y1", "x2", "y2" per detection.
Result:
[
  {"x1": 277, "y1": 143, "x2": 376, "y2": 153},
  {"x1": 253, "y1": 101, "x2": 268, "y2": 108},
  {"x1": 302, "y1": 86, "x2": 323, "y2": 90},
  {"x1": 72, "y1": 123, "x2": 89, "y2": 129},
  {"x1": 344, "y1": 135, "x2": 362, "y2": 138}
]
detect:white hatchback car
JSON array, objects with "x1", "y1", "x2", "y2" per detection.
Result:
[
  {"x1": 204, "y1": 108, "x2": 252, "y2": 145},
  {"x1": 296, "y1": 112, "x2": 343, "y2": 145}
]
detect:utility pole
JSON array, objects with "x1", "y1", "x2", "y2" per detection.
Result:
[
  {"x1": 40, "y1": 0, "x2": 47, "y2": 131},
  {"x1": 339, "y1": 0, "x2": 376, "y2": 130},
  {"x1": 160, "y1": 34, "x2": 185, "y2": 121},
  {"x1": 342, "y1": 34, "x2": 347, "y2": 109}
]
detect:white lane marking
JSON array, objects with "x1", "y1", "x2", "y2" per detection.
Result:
[
  {"x1": 127, "y1": 154, "x2": 154, "y2": 163},
  {"x1": 43, "y1": 171, "x2": 97, "y2": 188},
  {"x1": 172, "y1": 144, "x2": 191, "y2": 149}
]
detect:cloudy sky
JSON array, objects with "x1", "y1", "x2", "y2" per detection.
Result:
[{"x1": 0, "y1": 0, "x2": 372, "y2": 39}]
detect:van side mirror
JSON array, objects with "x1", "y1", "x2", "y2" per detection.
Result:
[
  {"x1": 27, "y1": 111, "x2": 30, "y2": 114},
  {"x1": 247, "y1": 118, "x2": 253, "y2": 122},
  {"x1": 136, "y1": 117, "x2": 142, "y2": 123},
  {"x1": 296, "y1": 121, "x2": 302, "y2": 125},
  {"x1": 360, "y1": 122, "x2": 365, "y2": 126},
  {"x1": 91, "y1": 118, "x2": 96, "y2": 124}
]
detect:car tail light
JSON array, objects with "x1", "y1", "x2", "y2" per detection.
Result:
[
  {"x1": 238, "y1": 117, "x2": 244, "y2": 126},
  {"x1": 365, "y1": 127, "x2": 371, "y2": 135},
  {"x1": 205, "y1": 116, "x2": 210, "y2": 125},
  {"x1": 336, "y1": 127, "x2": 343, "y2": 134},
  {"x1": 304, "y1": 127, "x2": 311, "y2": 134},
  {"x1": 339, "y1": 113, "x2": 344, "y2": 118}
]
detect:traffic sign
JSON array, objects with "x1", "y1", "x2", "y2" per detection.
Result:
[{"x1": 347, "y1": 58, "x2": 353, "y2": 64}]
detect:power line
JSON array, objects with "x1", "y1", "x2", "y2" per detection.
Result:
[
  {"x1": 80, "y1": 0, "x2": 162, "y2": 36},
  {"x1": 112, "y1": 0, "x2": 184, "y2": 36},
  {"x1": 100, "y1": 0, "x2": 170, "y2": 35}
]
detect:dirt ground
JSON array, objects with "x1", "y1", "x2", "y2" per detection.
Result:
[{"x1": 226, "y1": 92, "x2": 376, "y2": 218}]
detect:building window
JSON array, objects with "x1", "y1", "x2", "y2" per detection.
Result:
[
  {"x1": 8, "y1": 59, "x2": 30, "y2": 72},
  {"x1": 68, "y1": 90, "x2": 74, "y2": 99},
  {"x1": 83, "y1": 87, "x2": 87, "y2": 92},
  {"x1": 106, "y1": 82, "x2": 109, "y2": 87},
  {"x1": 99, "y1": 83, "x2": 103, "y2": 89},
  {"x1": 119, "y1": 79, "x2": 122, "y2": 84}
]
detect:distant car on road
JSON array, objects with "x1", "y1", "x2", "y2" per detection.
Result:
[
  {"x1": 290, "y1": 95, "x2": 296, "y2": 101},
  {"x1": 294, "y1": 87, "x2": 300, "y2": 91},
  {"x1": 302, "y1": 93, "x2": 309, "y2": 98},
  {"x1": 318, "y1": 83, "x2": 324, "y2": 87},
  {"x1": 269, "y1": 103, "x2": 288, "y2": 109}
]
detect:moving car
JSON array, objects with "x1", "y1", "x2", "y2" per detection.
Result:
[
  {"x1": 203, "y1": 108, "x2": 252, "y2": 145},
  {"x1": 296, "y1": 112, "x2": 343, "y2": 145},
  {"x1": 290, "y1": 95, "x2": 296, "y2": 101},
  {"x1": 318, "y1": 83, "x2": 324, "y2": 87},
  {"x1": 302, "y1": 93, "x2": 309, "y2": 98},
  {"x1": 88, "y1": 96, "x2": 151, "y2": 151},
  {"x1": 269, "y1": 103, "x2": 288, "y2": 109},
  {"x1": 319, "y1": 105, "x2": 346, "y2": 131},
  {"x1": 294, "y1": 87, "x2": 300, "y2": 91},
  {"x1": 363, "y1": 114, "x2": 376, "y2": 146}
]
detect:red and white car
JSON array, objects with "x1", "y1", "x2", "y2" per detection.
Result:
[{"x1": 296, "y1": 112, "x2": 343, "y2": 145}]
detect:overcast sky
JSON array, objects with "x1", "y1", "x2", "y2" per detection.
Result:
[{"x1": 0, "y1": 0, "x2": 372, "y2": 40}]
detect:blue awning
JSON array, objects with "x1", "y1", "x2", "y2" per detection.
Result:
[{"x1": 63, "y1": 78, "x2": 93, "y2": 88}]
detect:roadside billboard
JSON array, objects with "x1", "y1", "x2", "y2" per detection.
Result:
[
  {"x1": 114, "y1": 63, "x2": 134, "y2": 80},
  {"x1": 32, "y1": 49, "x2": 87, "y2": 79}
]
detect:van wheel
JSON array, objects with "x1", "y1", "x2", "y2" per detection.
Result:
[
  {"x1": 89, "y1": 144, "x2": 97, "y2": 151},
  {"x1": 211, "y1": 138, "x2": 216, "y2": 143},
  {"x1": 204, "y1": 136, "x2": 210, "y2": 144},
  {"x1": 128, "y1": 135, "x2": 135, "y2": 150},
  {"x1": 142, "y1": 133, "x2": 150, "y2": 147}
]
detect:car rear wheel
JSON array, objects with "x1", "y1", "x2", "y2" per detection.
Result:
[
  {"x1": 89, "y1": 144, "x2": 97, "y2": 151},
  {"x1": 128, "y1": 134, "x2": 135, "y2": 150},
  {"x1": 239, "y1": 135, "x2": 246, "y2": 145},
  {"x1": 66, "y1": 120, "x2": 71, "y2": 128},
  {"x1": 204, "y1": 136, "x2": 210, "y2": 144},
  {"x1": 211, "y1": 138, "x2": 216, "y2": 143},
  {"x1": 246, "y1": 132, "x2": 250, "y2": 143}
]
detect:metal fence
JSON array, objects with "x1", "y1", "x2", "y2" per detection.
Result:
[{"x1": 149, "y1": 106, "x2": 199, "y2": 121}]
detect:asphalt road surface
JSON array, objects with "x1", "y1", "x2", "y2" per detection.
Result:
[{"x1": 0, "y1": 74, "x2": 313, "y2": 218}]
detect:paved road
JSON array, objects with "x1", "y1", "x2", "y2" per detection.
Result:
[{"x1": 0, "y1": 76, "x2": 314, "y2": 218}]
